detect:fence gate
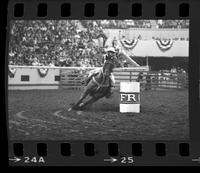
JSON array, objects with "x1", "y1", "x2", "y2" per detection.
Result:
[{"x1": 60, "y1": 69, "x2": 88, "y2": 89}]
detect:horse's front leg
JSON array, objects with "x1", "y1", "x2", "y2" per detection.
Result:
[
  {"x1": 69, "y1": 90, "x2": 89, "y2": 111},
  {"x1": 79, "y1": 95, "x2": 101, "y2": 110}
]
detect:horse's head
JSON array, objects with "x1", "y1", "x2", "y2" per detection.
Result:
[{"x1": 103, "y1": 61, "x2": 114, "y2": 77}]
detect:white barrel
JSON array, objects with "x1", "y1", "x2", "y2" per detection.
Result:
[{"x1": 120, "y1": 82, "x2": 140, "y2": 113}]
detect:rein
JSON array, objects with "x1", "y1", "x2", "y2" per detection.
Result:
[{"x1": 92, "y1": 76, "x2": 101, "y2": 87}]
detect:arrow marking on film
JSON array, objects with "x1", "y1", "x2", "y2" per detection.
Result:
[
  {"x1": 9, "y1": 157, "x2": 21, "y2": 163},
  {"x1": 192, "y1": 157, "x2": 200, "y2": 163},
  {"x1": 104, "y1": 157, "x2": 118, "y2": 163}
]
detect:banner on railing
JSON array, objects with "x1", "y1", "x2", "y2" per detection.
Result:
[
  {"x1": 37, "y1": 68, "x2": 49, "y2": 77},
  {"x1": 156, "y1": 39, "x2": 174, "y2": 51},
  {"x1": 120, "y1": 38, "x2": 139, "y2": 50},
  {"x1": 8, "y1": 67, "x2": 17, "y2": 78}
]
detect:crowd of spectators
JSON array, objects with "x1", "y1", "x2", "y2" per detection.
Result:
[
  {"x1": 8, "y1": 20, "x2": 189, "y2": 67},
  {"x1": 81, "y1": 20, "x2": 189, "y2": 29},
  {"x1": 156, "y1": 20, "x2": 189, "y2": 29},
  {"x1": 86, "y1": 20, "x2": 152, "y2": 29},
  {"x1": 9, "y1": 20, "x2": 131, "y2": 67},
  {"x1": 9, "y1": 20, "x2": 109, "y2": 67}
]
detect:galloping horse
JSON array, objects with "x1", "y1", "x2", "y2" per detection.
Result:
[{"x1": 68, "y1": 60, "x2": 115, "y2": 111}]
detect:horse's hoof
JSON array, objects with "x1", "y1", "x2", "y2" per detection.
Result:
[
  {"x1": 79, "y1": 103, "x2": 84, "y2": 107},
  {"x1": 76, "y1": 111, "x2": 83, "y2": 115},
  {"x1": 68, "y1": 107, "x2": 72, "y2": 112}
]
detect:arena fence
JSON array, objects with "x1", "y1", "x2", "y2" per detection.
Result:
[
  {"x1": 60, "y1": 66, "x2": 149, "y2": 89},
  {"x1": 60, "y1": 68, "x2": 188, "y2": 90},
  {"x1": 8, "y1": 65, "x2": 188, "y2": 90}
]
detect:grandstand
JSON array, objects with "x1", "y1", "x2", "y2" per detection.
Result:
[{"x1": 8, "y1": 20, "x2": 189, "y2": 71}]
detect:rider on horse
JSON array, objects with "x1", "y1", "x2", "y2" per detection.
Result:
[{"x1": 83, "y1": 47, "x2": 116, "y2": 98}]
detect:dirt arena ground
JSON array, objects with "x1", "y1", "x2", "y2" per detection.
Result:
[{"x1": 8, "y1": 89, "x2": 189, "y2": 140}]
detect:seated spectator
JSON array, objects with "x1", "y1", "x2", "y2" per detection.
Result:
[
  {"x1": 136, "y1": 72, "x2": 144, "y2": 82},
  {"x1": 145, "y1": 72, "x2": 151, "y2": 90}
]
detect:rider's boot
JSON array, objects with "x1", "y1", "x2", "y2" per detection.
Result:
[{"x1": 105, "y1": 86, "x2": 113, "y2": 98}]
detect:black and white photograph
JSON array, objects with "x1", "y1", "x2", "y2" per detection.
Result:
[{"x1": 8, "y1": 20, "x2": 189, "y2": 140}]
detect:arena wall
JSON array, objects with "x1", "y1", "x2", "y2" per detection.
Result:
[
  {"x1": 8, "y1": 67, "x2": 60, "y2": 90},
  {"x1": 104, "y1": 28, "x2": 189, "y2": 40},
  {"x1": 106, "y1": 39, "x2": 189, "y2": 57},
  {"x1": 8, "y1": 66, "x2": 149, "y2": 90},
  {"x1": 104, "y1": 29, "x2": 189, "y2": 57},
  {"x1": 8, "y1": 66, "x2": 187, "y2": 91},
  {"x1": 125, "y1": 40, "x2": 189, "y2": 57}
]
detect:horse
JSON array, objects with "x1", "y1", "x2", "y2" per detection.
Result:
[{"x1": 68, "y1": 60, "x2": 115, "y2": 111}]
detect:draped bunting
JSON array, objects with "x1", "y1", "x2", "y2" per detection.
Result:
[
  {"x1": 8, "y1": 67, "x2": 17, "y2": 78},
  {"x1": 120, "y1": 38, "x2": 139, "y2": 50},
  {"x1": 37, "y1": 68, "x2": 49, "y2": 77},
  {"x1": 156, "y1": 39, "x2": 174, "y2": 51}
]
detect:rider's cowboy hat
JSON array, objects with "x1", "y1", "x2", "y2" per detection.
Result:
[{"x1": 106, "y1": 47, "x2": 116, "y2": 53}]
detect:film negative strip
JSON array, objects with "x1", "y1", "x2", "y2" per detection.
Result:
[{"x1": 3, "y1": 0, "x2": 200, "y2": 166}]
